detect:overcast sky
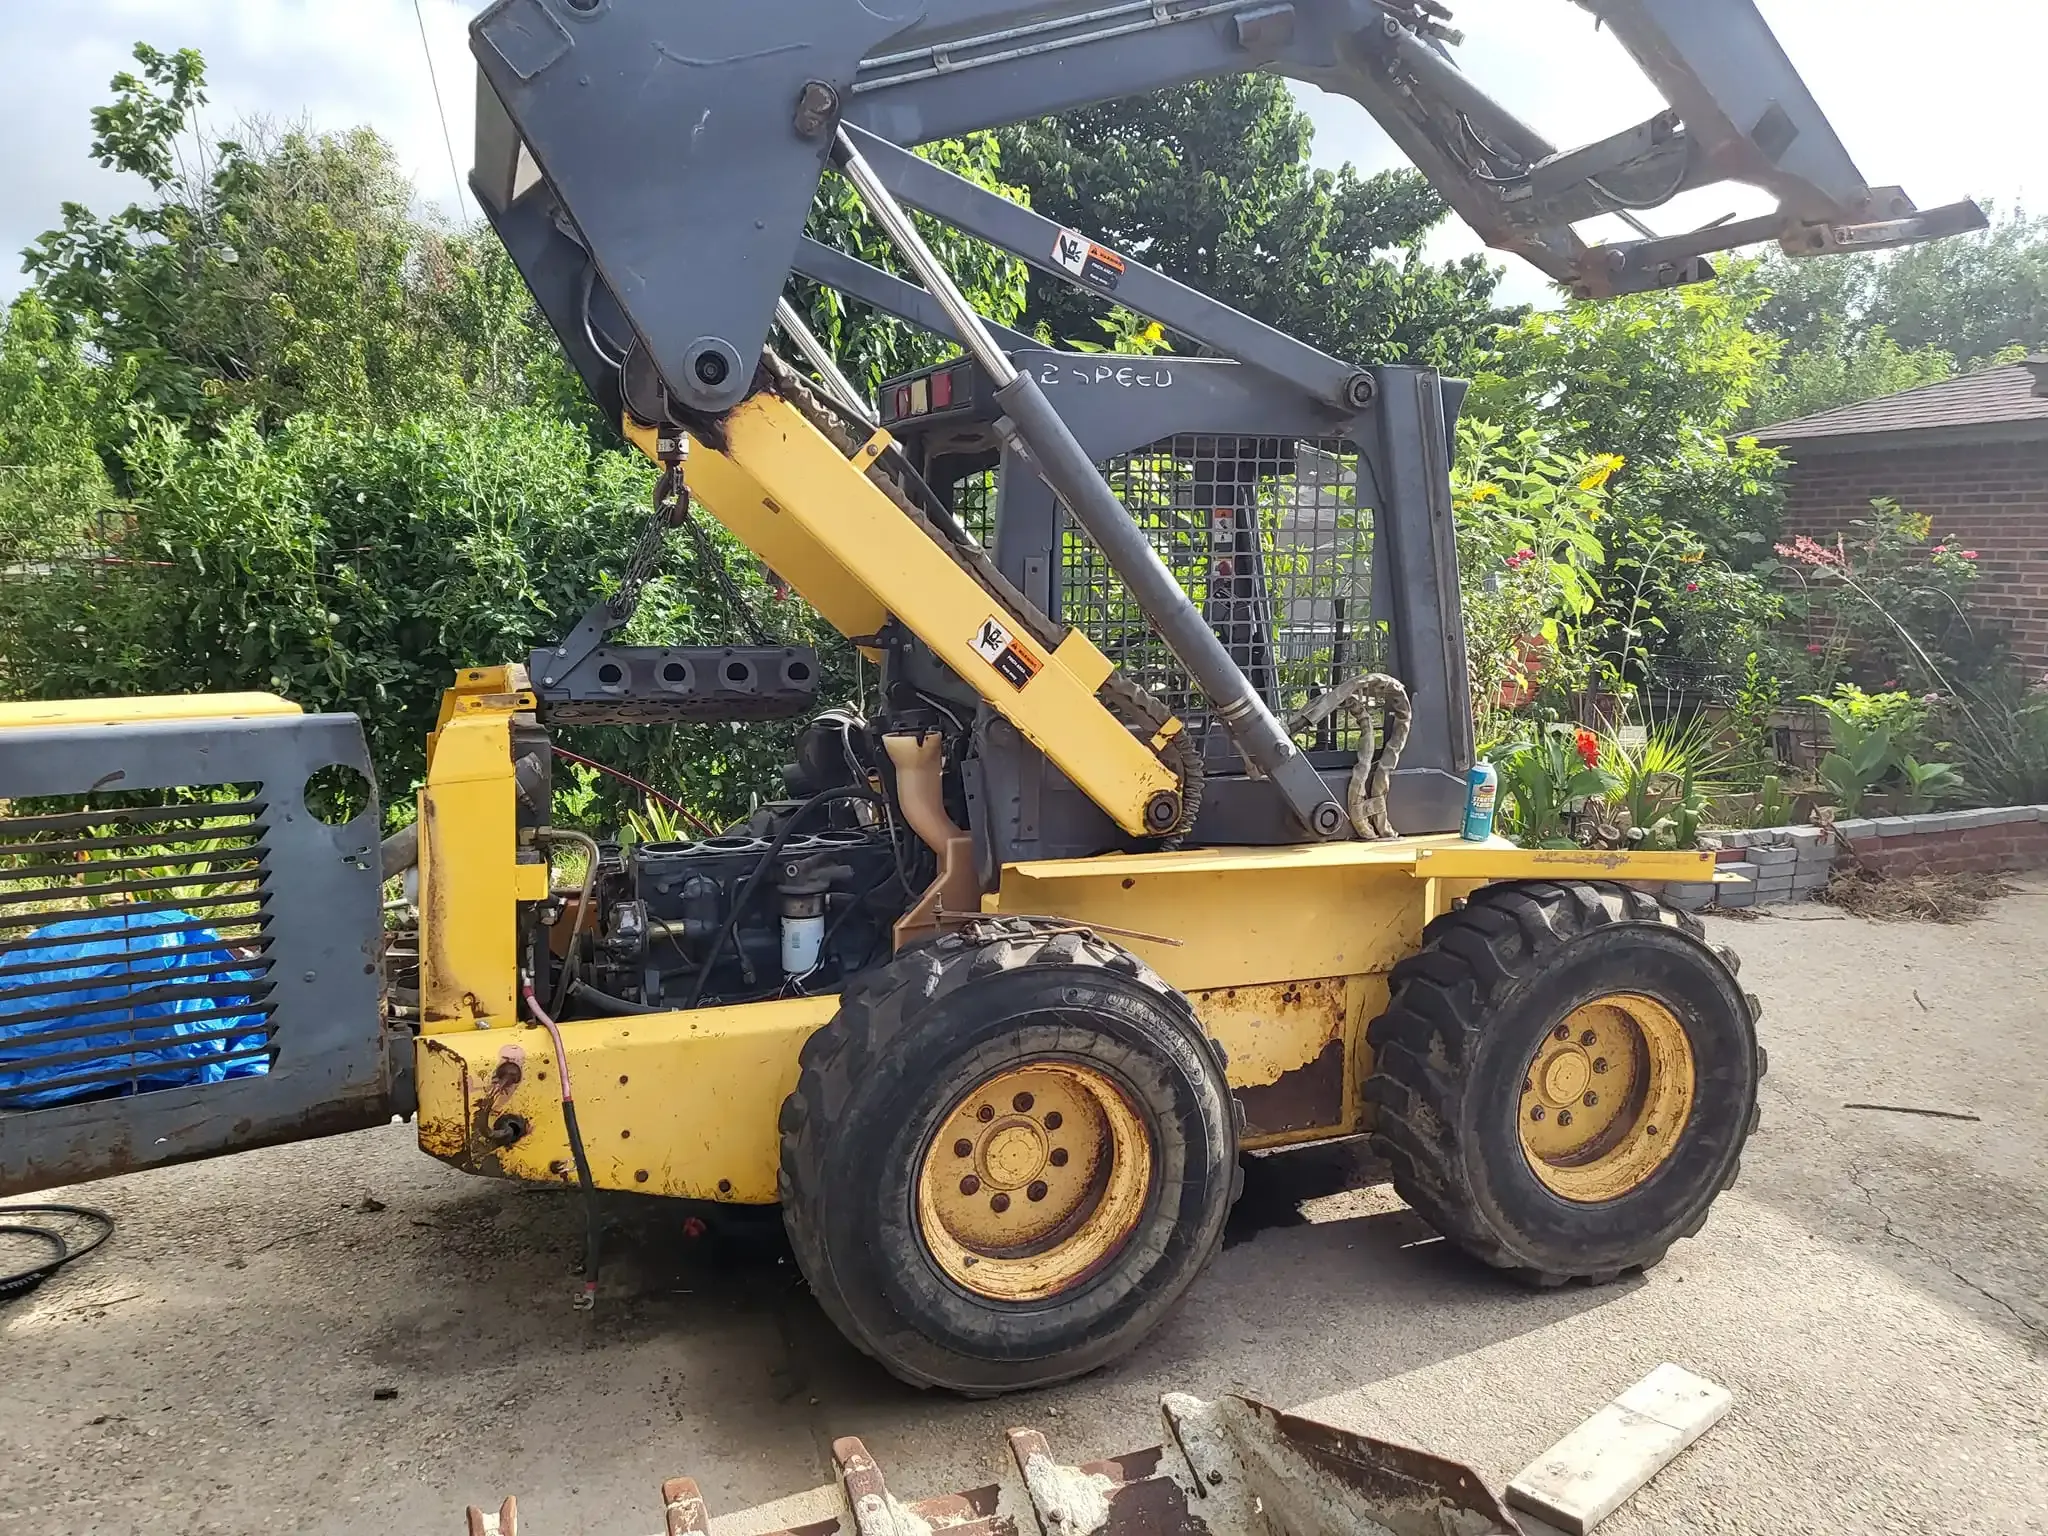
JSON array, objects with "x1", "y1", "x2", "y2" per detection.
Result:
[{"x1": 4, "y1": 0, "x2": 2041, "y2": 310}]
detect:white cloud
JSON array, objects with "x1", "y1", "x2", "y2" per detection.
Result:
[{"x1": 5, "y1": 0, "x2": 2041, "y2": 316}]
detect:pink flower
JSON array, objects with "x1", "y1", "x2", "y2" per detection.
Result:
[
  {"x1": 1883, "y1": 679, "x2": 1897, "y2": 689},
  {"x1": 1806, "y1": 643, "x2": 1825, "y2": 654},
  {"x1": 1774, "y1": 535, "x2": 1843, "y2": 568},
  {"x1": 1961, "y1": 550, "x2": 1978, "y2": 560},
  {"x1": 1933, "y1": 544, "x2": 1948, "y2": 554}
]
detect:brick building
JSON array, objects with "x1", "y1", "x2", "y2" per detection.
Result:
[{"x1": 1758, "y1": 355, "x2": 2048, "y2": 671}]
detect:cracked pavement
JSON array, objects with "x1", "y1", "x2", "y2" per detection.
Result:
[{"x1": 3, "y1": 882, "x2": 2044, "y2": 1534}]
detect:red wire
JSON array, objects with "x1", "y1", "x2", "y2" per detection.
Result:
[{"x1": 548, "y1": 746, "x2": 716, "y2": 837}]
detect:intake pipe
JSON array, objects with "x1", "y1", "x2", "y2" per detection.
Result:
[{"x1": 884, "y1": 732, "x2": 982, "y2": 944}]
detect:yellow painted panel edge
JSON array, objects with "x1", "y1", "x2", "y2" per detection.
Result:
[
  {"x1": 0, "y1": 693, "x2": 302, "y2": 728},
  {"x1": 1411, "y1": 846, "x2": 1719, "y2": 881},
  {"x1": 415, "y1": 996, "x2": 837, "y2": 1202}
]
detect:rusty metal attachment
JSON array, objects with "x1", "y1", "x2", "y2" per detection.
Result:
[{"x1": 463, "y1": 1393, "x2": 1522, "y2": 1536}]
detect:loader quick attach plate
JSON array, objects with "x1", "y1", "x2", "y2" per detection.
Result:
[
  {"x1": 462, "y1": 1393, "x2": 1523, "y2": 1536},
  {"x1": 527, "y1": 645, "x2": 821, "y2": 725}
]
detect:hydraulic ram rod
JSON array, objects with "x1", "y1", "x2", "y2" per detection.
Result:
[{"x1": 833, "y1": 130, "x2": 1348, "y2": 840}]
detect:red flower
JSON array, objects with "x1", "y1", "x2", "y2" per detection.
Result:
[
  {"x1": 1684, "y1": 580, "x2": 1699, "y2": 592},
  {"x1": 1806, "y1": 642, "x2": 1825, "y2": 654},
  {"x1": 1961, "y1": 550, "x2": 1978, "y2": 560},
  {"x1": 1574, "y1": 729, "x2": 1600, "y2": 768}
]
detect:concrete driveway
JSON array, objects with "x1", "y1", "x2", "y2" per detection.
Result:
[{"x1": 4, "y1": 885, "x2": 2044, "y2": 1535}]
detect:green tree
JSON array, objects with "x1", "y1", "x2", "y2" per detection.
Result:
[
  {"x1": 1747, "y1": 316, "x2": 1954, "y2": 426},
  {"x1": 22, "y1": 45, "x2": 554, "y2": 433},
  {"x1": 786, "y1": 133, "x2": 1029, "y2": 398},
  {"x1": 1745, "y1": 207, "x2": 2048, "y2": 377},
  {"x1": 0, "y1": 295, "x2": 132, "y2": 566},
  {"x1": 994, "y1": 76, "x2": 1505, "y2": 366}
]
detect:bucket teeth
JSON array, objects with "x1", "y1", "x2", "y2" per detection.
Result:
[{"x1": 463, "y1": 1394, "x2": 1522, "y2": 1536}]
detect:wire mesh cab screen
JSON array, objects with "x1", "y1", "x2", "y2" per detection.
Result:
[{"x1": 956, "y1": 434, "x2": 1383, "y2": 750}]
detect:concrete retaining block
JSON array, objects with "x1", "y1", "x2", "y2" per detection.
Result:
[{"x1": 1749, "y1": 845, "x2": 1797, "y2": 866}]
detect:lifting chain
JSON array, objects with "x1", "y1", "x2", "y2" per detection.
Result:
[
  {"x1": 1289, "y1": 672, "x2": 1411, "y2": 839},
  {"x1": 615, "y1": 434, "x2": 774, "y2": 648}
]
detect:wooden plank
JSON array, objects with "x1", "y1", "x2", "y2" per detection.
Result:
[{"x1": 1505, "y1": 1363, "x2": 1733, "y2": 1534}]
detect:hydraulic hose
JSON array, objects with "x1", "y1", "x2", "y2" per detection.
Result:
[{"x1": 521, "y1": 978, "x2": 602, "y2": 1311}]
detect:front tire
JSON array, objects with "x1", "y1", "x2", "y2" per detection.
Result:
[
  {"x1": 778, "y1": 921, "x2": 1238, "y2": 1393},
  {"x1": 1365, "y1": 881, "x2": 1763, "y2": 1285}
]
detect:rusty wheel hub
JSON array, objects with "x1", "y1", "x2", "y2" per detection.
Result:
[
  {"x1": 916, "y1": 1062, "x2": 1151, "y2": 1301},
  {"x1": 1519, "y1": 993, "x2": 1695, "y2": 1203}
]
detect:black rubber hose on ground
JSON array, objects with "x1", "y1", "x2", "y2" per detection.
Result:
[{"x1": 0, "y1": 1204, "x2": 113, "y2": 1299}]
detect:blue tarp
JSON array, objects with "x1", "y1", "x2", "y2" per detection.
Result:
[{"x1": 0, "y1": 910, "x2": 271, "y2": 1109}]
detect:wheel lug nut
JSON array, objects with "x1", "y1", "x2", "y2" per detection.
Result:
[
  {"x1": 953, "y1": 1138, "x2": 973, "y2": 1158},
  {"x1": 990, "y1": 1192, "x2": 1010, "y2": 1213},
  {"x1": 959, "y1": 1175, "x2": 980, "y2": 1196},
  {"x1": 1027, "y1": 1181, "x2": 1048, "y2": 1202},
  {"x1": 1043, "y1": 1111, "x2": 1063, "y2": 1130},
  {"x1": 1552, "y1": 1025, "x2": 1571, "y2": 1041},
  {"x1": 1523, "y1": 1077, "x2": 1533, "y2": 1093},
  {"x1": 1646, "y1": 1124, "x2": 1659, "y2": 1137},
  {"x1": 1580, "y1": 1029, "x2": 1598, "y2": 1046},
  {"x1": 1557, "y1": 1109, "x2": 1573, "y2": 1127},
  {"x1": 1529, "y1": 1105, "x2": 1545, "y2": 1121},
  {"x1": 1049, "y1": 1147, "x2": 1069, "y2": 1167},
  {"x1": 1013, "y1": 1091, "x2": 1034, "y2": 1112},
  {"x1": 1592, "y1": 1057, "x2": 1609, "y2": 1074},
  {"x1": 1583, "y1": 1091, "x2": 1598, "y2": 1107},
  {"x1": 977, "y1": 1105, "x2": 994, "y2": 1123}
]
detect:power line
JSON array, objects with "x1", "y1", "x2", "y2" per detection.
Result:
[{"x1": 413, "y1": 0, "x2": 469, "y2": 228}]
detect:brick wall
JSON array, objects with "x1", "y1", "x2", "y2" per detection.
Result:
[
  {"x1": 1841, "y1": 811, "x2": 2048, "y2": 878},
  {"x1": 1779, "y1": 437, "x2": 2048, "y2": 671},
  {"x1": 1709, "y1": 806, "x2": 2048, "y2": 907}
]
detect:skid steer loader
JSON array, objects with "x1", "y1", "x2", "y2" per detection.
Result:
[{"x1": 0, "y1": 3, "x2": 1981, "y2": 1509}]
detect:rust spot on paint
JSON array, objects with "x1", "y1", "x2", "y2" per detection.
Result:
[{"x1": 1234, "y1": 1037, "x2": 1346, "y2": 1138}]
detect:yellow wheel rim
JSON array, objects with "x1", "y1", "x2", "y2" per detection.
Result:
[
  {"x1": 915, "y1": 1062, "x2": 1152, "y2": 1302},
  {"x1": 1519, "y1": 993, "x2": 1695, "y2": 1203}
]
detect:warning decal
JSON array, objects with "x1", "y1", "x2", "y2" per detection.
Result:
[
  {"x1": 1050, "y1": 228, "x2": 1126, "y2": 293},
  {"x1": 970, "y1": 616, "x2": 1042, "y2": 690}
]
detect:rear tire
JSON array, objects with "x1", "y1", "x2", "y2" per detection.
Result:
[
  {"x1": 1365, "y1": 881, "x2": 1763, "y2": 1285},
  {"x1": 778, "y1": 921, "x2": 1238, "y2": 1393}
]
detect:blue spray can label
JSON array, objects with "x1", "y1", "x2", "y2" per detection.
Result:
[{"x1": 1462, "y1": 761, "x2": 1499, "y2": 841}]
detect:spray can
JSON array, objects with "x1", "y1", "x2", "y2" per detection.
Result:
[{"x1": 1462, "y1": 761, "x2": 1498, "y2": 842}]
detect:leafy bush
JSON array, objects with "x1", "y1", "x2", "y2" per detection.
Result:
[
  {"x1": 1804, "y1": 685, "x2": 1963, "y2": 815},
  {"x1": 1940, "y1": 674, "x2": 2048, "y2": 807},
  {"x1": 0, "y1": 407, "x2": 839, "y2": 821},
  {"x1": 1451, "y1": 418, "x2": 1610, "y2": 733},
  {"x1": 1772, "y1": 498, "x2": 2005, "y2": 696},
  {"x1": 1492, "y1": 725, "x2": 1615, "y2": 847},
  {"x1": 1597, "y1": 714, "x2": 1730, "y2": 849}
]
